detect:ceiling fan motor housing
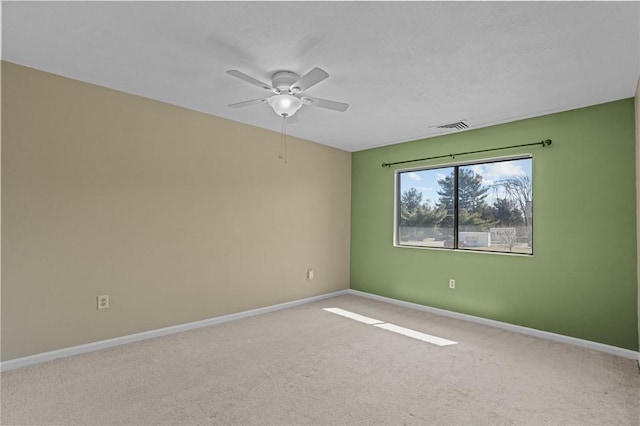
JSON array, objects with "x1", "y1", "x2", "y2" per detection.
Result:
[{"x1": 272, "y1": 71, "x2": 300, "y2": 93}]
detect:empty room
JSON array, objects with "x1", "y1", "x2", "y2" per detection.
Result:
[{"x1": 1, "y1": 2, "x2": 639, "y2": 425}]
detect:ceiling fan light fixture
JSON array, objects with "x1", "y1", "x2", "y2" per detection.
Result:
[
  {"x1": 227, "y1": 67, "x2": 348, "y2": 116},
  {"x1": 267, "y1": 94, "x2": 303, "y2": 117}
]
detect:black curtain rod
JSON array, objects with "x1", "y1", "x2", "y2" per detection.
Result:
[{"x1": 381, "y1": 139, "x2": 552, "y2": 168}]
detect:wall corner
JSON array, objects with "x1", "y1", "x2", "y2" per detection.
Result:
[{"x1": 636, "y1": 75, "x2": 640, "y2": 352}]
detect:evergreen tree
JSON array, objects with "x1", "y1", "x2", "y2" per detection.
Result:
[
  {"x1": 437, "y1": 168, "x2": 493, "y2": 229},
  {"x1": 419, "y1": 200, "x2": 447, "y2": 227},
  {"x1": 400, "y1": 188, "x2": 423, "y2": 226},
  {"x1": 457, "y1": 168, "x2": 490, "y2": 212},
  {"x1": 492, "y1": 198, "x2": 523, "y2": 227},
  {"x1": 400, "y1": 188, "x2": 446, "y2": 227}
]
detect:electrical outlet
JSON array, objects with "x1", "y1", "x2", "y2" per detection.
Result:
[
  {"x1": 449, "y1": 279, "x2": 456, "y2": 289},
  {"x1": 307, "y1": 269, "x2": 314, "y2": 280},
  {"x1": 97, "y1": 295, "x2": 109, "y2": 310}
]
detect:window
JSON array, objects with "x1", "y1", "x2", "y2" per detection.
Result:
[{"x1": 395, "y1": 156, "x2": 533, "y2": 254}]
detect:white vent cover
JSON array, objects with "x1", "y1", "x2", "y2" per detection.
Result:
[{"x1": 431, "y1": 120, "x2": 471, "y2": 133}]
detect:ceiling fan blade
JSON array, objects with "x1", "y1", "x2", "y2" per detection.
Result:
[
  {"x1": 226, "y1": 70, "x2": 274, "y2": 92},
  {"x1": 291, "y1": 67, "x2": 329, "y2": 92},
  {"x1": 228, "y1": 97, "x2": 269, "y2": 109},
  {"x1": 301, "y1": 96, "x2": 349, "y2": 112}
]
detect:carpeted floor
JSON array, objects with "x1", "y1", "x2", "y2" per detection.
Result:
[{"x1": 1, "y1": 294, "x2": 639, "y2": 425}]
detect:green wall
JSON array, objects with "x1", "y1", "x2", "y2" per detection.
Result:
[{"x1": 350, "y1": 99, "x2": 639, "y2": 351}]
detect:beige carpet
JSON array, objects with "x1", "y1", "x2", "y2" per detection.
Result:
[{"x1": 1, "y1": 294, "x2": 639, "y2": 425}]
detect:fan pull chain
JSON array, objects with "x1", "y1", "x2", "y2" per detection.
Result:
[{"x1": 280, "y1": 115, "x2": 288, "y2": 164}]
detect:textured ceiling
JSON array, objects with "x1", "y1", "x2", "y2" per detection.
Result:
[{"x1": 3, "y1": 1, "x2": 639, "y2": 152}]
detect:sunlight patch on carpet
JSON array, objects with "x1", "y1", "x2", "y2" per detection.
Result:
[
  {"x1": 374, "y1": 323, "x2": 457, "y2": 346},
  {"x1": 323, "y1": 307, "x2": 383, "y2": 325},
  {"x1": 324, "y1": 307, "x2": 458, "y2": 346}
]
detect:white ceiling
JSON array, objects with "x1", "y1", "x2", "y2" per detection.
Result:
[{"x1": 3, "y1": 1, "x2": 639, "y2": 152}]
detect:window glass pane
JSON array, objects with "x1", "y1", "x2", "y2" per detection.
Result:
[
  {"x1": 398, "y1": 167, "x2": 454, "y2": 248},
  {"x1": 396, "y1": 157, "x2": 533, "y2": 255},
  {"x1": 459, "y1": 158, "x2": 532, "y2": 254}
]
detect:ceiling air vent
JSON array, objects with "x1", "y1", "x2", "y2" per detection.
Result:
[{"x1": 431, "y1": 120, "x2": 471, "y2": 133}]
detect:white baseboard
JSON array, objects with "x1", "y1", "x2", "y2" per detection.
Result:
[
  {"x1": 0, "y1": 289, "x2": 350, "y2": 372},
  {"x1": 348, "y1": 289, "x2": 640, "y2": 362},
  {"x1": 3, "y1": 288, "x2": 637, "y2": 371}
]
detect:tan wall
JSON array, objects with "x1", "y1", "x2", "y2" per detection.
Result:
[{"x1": 1, "y1": 62, "x2": 351, "y2": 361}]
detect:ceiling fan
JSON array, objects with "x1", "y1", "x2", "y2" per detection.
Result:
[{"x1": 226, "y1": 67, "x2": 349, "y2": 118}]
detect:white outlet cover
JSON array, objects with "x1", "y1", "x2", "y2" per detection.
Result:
[{"x1": 97, "y1": 295, "x2": 109, "y2": 310}]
